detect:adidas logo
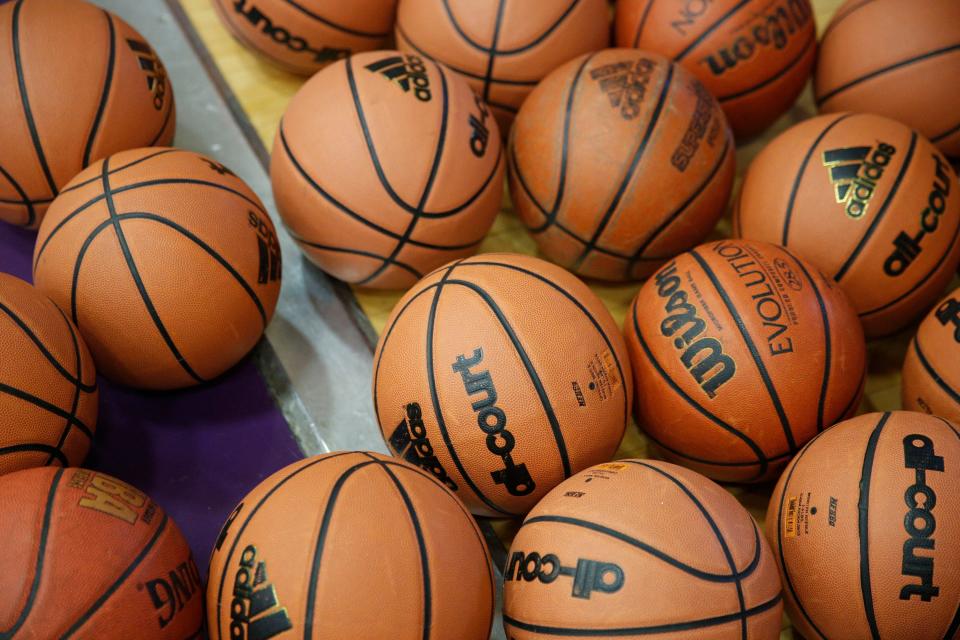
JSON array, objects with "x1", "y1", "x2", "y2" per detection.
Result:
[
  {"x1": 231, "y1": 545, "x2": 293, "y2": 640},
  {"x1": 589, "y1": 58, "x2": 656, "y2": 121},
  {"x1": 390, "y1": 402, "x2": 458, "y2": 491},
  {"x1": 821, "y1": 141, "x2": 896, "y2": 219},
  {"x1": 126, "y1": 39, "x2": 169, "y2": 111},
  {"x1": 365, "y1": 55, "x2": 432, "y2": 102}
]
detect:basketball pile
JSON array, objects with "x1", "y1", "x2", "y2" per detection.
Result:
[{"x1": 1, "y1": 0, "x2": 959, "y2": 638}]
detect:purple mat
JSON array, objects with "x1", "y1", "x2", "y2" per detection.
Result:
[{"x1": 0, "y1": 225, "x2": 301, "y2": 577}]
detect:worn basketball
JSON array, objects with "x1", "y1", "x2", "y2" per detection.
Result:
[
  {"x1": 206, "y1": 451, "x2": 494, "y2": 640},
  {"x1": 735, "y1": 113, "x2": 960, "y2": 338},
  {"x1": 816, "y1": 0, "x2": 960, "y2": 157},
  {"x1": 615, "y1": 0, "x2": 816, "y2": 138},
  {"x1": 504, "y1": 459, "x2": 783, "y2": 638},
  {"x1": 0, "y1": 274, "x2": 97, "y2": 476},
  {"x1": 509, "y1": 49, "x2": 736, "y2": 282},
  {"x1": 373, "y1": 253, "x2": 632, "y2": 517},
  {"x1": 767, "y1": 411, "x2": 960, "y2": 639},
  {"x1": 271, "y1": 50, "x2": 504, "y2": 289},
  {"x1": 395, "y1": 0, "x2": 610, "y2": 132},
  {"x1": 624, "y1": 239, "x2": 867, "y2": 483},
  {"x1": 0, "y1": 466, "x2": 203, "y2": 638},
  {"x1": 33, "y1": 148, "x2": 282, "y2": 390},
  {"x1": 0, "y1": 0, "x2": 175, "y2": 229},
  {"x1": 902, "y1": 288, "x2": 960, "y2": 424},
  {"x1": 211, "y1": 0, "x2": 397, "y2": 75}
]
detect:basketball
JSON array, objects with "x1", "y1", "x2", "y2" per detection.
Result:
[
  {"x1": 271, "y1": 50, "x2": 504, "y2": 289},
  {"x1": 816, "y1": 0, "x2": 960, "y2": 157},
  {"x1": 503, "y1": 459, "x2": 783, "y2": 638},
  {"x1": 767, "y1": 411, "x2": 960, "y2": 639},
  {"x1": 206, "y1": 451, "x2": 494, "y2": 640},
  {"x1": 902, "y1": 288, "x2": 960, "y2": 424},
  {"x1": 615, "y1": 0, "x2": 816, "y2": 138},
  {"x1": 0, "y1": 274, "x2": 97, "y2": 476},
  {"x1": 373, "y1": 253, "x2": 631, "y2": 516},
  {"x1": 395, "y1": 0, "x2": 610, "y2": 132},
  {"x1": 0, "y1": 0, "x2": 175, "y2": 230},
  {"x1": 509, "y1": 49, "x2": 736, "y2": 282},
  {"x1": 32, "y1": 148, "x2": 282, "y2": 390},
  {"x1": 624, "y1": 239, "x2": 867, "y2": 483},
  {"x1": 0, "y1": 466, "x2": 203, "y2": 638},
  {"x1": 211, "y1": 0, "x2": 397, "y2": 75},
  {"x1": 734, "y1": 113, "x2": 960, "y2": 338}
]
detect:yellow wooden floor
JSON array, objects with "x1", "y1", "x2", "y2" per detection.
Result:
[{"x1": 178, "y1": 1, "x2": 921, "y2": 636}]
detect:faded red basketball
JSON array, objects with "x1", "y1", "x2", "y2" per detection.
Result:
[{"x1": 902, "y1": 288, "x2": 960, "y2": 424}]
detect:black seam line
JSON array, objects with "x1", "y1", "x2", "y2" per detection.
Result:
[
  {"x1": 515, "y1": 53, "x2": 595, "y2": 234},
  {"x1": 858, "y1": 412, "x2": 890, "y2": 640},
  {"x1": 147, "y1": 94, "x2": 175, "y2": 147},
  {"x1": 503, "y1": 593, "x2": 782, "y2": 636},
  {"x1": 449, "y1": 278, "x2": 573, "y2": 478},
  {"x1": 352, "y1": 57, "x2": 451, "y2": 286},
  {"x1": 839, "y1": 365, "x2": 866, "y2": 420},
  {"x1": 0, "y1": 162, "x2": 38, "y2": 226},
  {"x1": 524, "y1": 513, "x2": 759, "y2": 582},
  {"x1": 673, "y1": 0, "x2": 754, "y2": 62},
  {"x1": 821, "y1": 0, "x2": 875, "y2": 40},
  {"x1": 425, "y1": 264, "x2": 517, "y2": 516},
  {"x1": 717, "y1": 31, "x2": 815, "y2": 103},
  {"x1": 13, "y1": 0, "x2": 57, "y2": 198},
  {"x1": 280, "y1": 0, "x2": 390, "y2": 37},
  {"x1": 45, "y1": 305, "x2": 86, "y2": 465},
  {"x1": 59, "y1": 149, "x2": 181, "y2": 195},
  {"x1": 213, "y1": 452, "x2": 356, "y2": 637},
  {"x1": 278, "y1": 126, "x2": 487, "y2": 250},
  {"x1": 303, "y1": 460, "x2": 382, "y2": 638},
  {"x1": 858, "y1": 212, "x2": 960, "y2": 318},
  {"x1": 932, "y1": 120, "x2": 960, "y2": 143},
  {"x1": 631, "y1": 0, "x2": 657, "y2": 48},
  {"x1": 626, "y1": 135, "x2": 732, "y2": 277},
  {"x1": 440, "y1": 0, "x2": 582, "y2": 56},
  {"x1": 0, "y1": 444, "x2": 68, "y2": 465},
  {"x1": 59, "y1": 512, "x2": 170, "y2": 639},
  {"x1": 834, "y1": 131, "x2": 918, "y2": 282},
  {"x1": 82, "y1": 11, "x2": 116, "y2": 168},
  {"x1": 631, "y1": 301, "x2": 769, "y2": 478},
  {"x1": 291, "y1": 234, "x2": 424, "y2": 279},
  {"x1": 642, "y1": 425, "x2": 793, "y2": 467},
  {"x1": 98, "y1": 159, "x2": 205, "y2": 383},
  {"x1": 781, "y1": 112, "x2": 855, "y2": 246},
  {"x1": 0, "y1": 467, "x2": 62, "y2": 639},
  {"x1": 817, "y1": 43, "x2": 960, "y2": 105},
  {"x1": 0, "y1": 381, "x2": 94, "y2": 438},
  {"x1": 689, "y1": 248, "x2": 797, "y2": 451},
  {"x1": 482, "y1": 0, "x2": 508, "y2": 103},
  {"x1": 913, "y1": 337, "x2": 960, "y2": 404},
  {"x1": 571, "y1": 64, "x2": 675, "y2": 272}
]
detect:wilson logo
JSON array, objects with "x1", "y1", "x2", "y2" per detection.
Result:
[
  {"x1": 935, "y1": 297, "x2": 960, "y2": 343},
  {"x1": 506, "y1": 551, "x2": 624, "y2": 599},
  {"x1": 365, "y1": 55, "x2": 431, "y2": 102},
  {"x1": 144, "y1": 556, "x2": 202, "y2": 629},
  {"x1": 589, "y1": 58, "x2": 656, "y2": 120},
  {"x1": 248, "y1": 212, "x2": 281, "y2": 284},
  {"x1": 900, "y1": 434, "x2": 944, "y2": 602},
  {"x1": 389, "y1": 402, "x2": 458, "y2": 491},
  {"x1": 231, "y1": 545, "x2": 293, "y2": 640},
  {"x1": 654, "y1": 260, "x2": 736, "y2": 398},
  {"x1": 884, "y1": 154, "x2": 952, "y2": 277},
  {"x1": 452, "y1": 348, "x2": 535, "y2": 496},
  {"x1": 231, "y1": 0, "x2": 348, "y2": 65},
  {"x1": 822, "y1": 142, "x2": 895, "y2": 219},
  {"x1": 126, "y1": 39, "x2": 169, "y2": 110}
]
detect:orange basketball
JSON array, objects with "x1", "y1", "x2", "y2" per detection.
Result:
[
  {"x1": 395, "y1": 0, "x2": 610, "y2": 132},
  {"x1": 0, "y1": 0, "x2": 175, "y2": 229},
  {"x1": 734, "y1": 113, "x2": 960, "y2": 338},
  {"x1": 211, "y1": 0, "x2": 397, "y2": 75},
  {"x1": 509, "y1": 49, "x2": 736, "y2": 282},
  {"x1": 615, "y1": 0, "x2": 816, "y2": 138},
  {"x1": 902, "y1": 288, "x2": 960, "y2": 424},
  {"x1": 503, "y1": 459, "x2": 783, "y2": 639},
  {"x1": 271, "y1": 50, "x2": 504, "y2": 289},
  {"x1": 373, "y1": 253, "x2": 632, "y2": 516},
  {"x1": 816, "y1": 0, "x2": 960, "y2": 158},
  {"x1": 624, "y1": 239, "x2": 867, "y2": 483},
  {"x1": 0, "y1": 274, "x2": 97, "y2": 476},
  {"x1": 206, "y1": 451, "x2": 494, "y2": 640},
  {"x1": 32, "y1": 148, "x2": 282, "y2": 390},
  {"x1": 0, "y1": 466, "x2": 203, "y2": 638},
  {"x1": 767, "y1": 411, "x2": 960, "y2": 639}
]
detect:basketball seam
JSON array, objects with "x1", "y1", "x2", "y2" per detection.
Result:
[
  {"x1": 292, "y1": 234, "x2": 424, "y2": 279},
  {"x1": 0, "y1": 162, "x2": 38, "y2": 225},
  {"x1": 932, "y1": 120, "x2": 960, "y2": 143},
  {"x1": 0, "y1": 381, "x2": 94, "y2": 438},
  {"x1": 717, "y1": 31, "x2": 816, "y2": 103},
  {"x1": 44, "y1": 305, "x2": 86, "y2": 465},
  {"x1": 81, "y1": 10, "x2": 117, "y2": 169},
  {"x1": 673, "y1": 0, "x2": 754, "y2": 62},
  {"x1": 643, "y1": 428, "x2": 794, "y2": 466},
  {"x1": 0, "y1": 443, "x2": 68, "y2": 465},
  {"x1": 438, "y1": 0, "x2": 583, "y2": 57},
  {"x1": 912, "y1": 337, "x2": 960, "y2": 405},
  {"x1": 857, "y1": 412, "x2": 890, "y2": 640},
  {"x1": 820, "y1": 0, "x2": 875, "y2": 40},
  {"x1": 630, "y1": 0, "x2": 657, "y2": 48},
  {"x1": 279, "y1": 0, "x2": 391, "y2": 37},
  {"x1": 59, "y1": 149, "x2": 181, "y2": 196},
  {"x1": 481, "y1": 0, "x2": 508, "y2": 103},
  {"x1": 147, "y1": 96, "x2": 175, "y2": 147}
]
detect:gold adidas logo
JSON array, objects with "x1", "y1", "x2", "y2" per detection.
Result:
[{"x1": 822, "y1": 141, "x2": 896, "y2": 219}]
